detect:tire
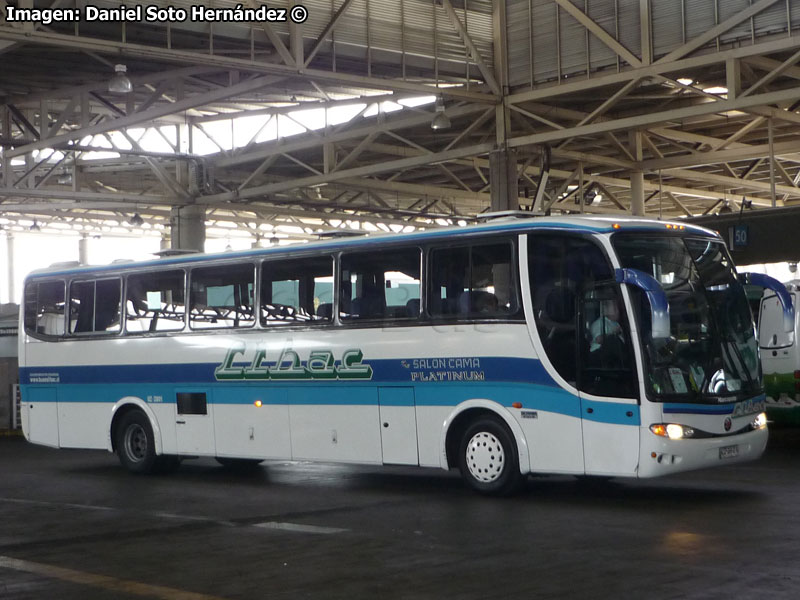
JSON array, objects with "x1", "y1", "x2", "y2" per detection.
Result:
[
  {"x1": 458, "y1": 416, "x2": 522, "y2": 496},
  {"x1": 215, "y1": 457, "x2": 264, "y2": 470},
  {"x1": 115, "y1": 410, "x2": 158, "y2": 474}
]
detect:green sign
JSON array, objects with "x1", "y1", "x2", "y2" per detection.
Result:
[{"x1": 215, "y1": 344, "x2": 373, "y2": 381}]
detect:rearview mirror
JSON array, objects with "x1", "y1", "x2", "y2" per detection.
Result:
[{"x1": 615, "y1": 268, "x2": 670, "y2": 339}]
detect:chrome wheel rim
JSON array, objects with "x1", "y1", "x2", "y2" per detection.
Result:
[
  {"x1": 466, "y1": 431, "x2": 505, "y2": 483},
  {"x1": 124, "y1": 424, "x2": 148, "y2": 462}
]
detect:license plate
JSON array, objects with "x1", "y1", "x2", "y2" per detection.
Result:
[{"x1": 719, "y1": 445, "x2": 739, "y2": 459}]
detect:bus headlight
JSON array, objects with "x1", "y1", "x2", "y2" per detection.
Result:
[
  {"x1": 650, "y1": 423, "x2": 696, "y2": 440},
  {"x1": 752, "y1": 412, "x2": 767, "y2": 430}
]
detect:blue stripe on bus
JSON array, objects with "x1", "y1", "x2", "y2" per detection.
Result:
[
  {"x1": 21, "y1": 380, "x2": 642, "y2": 425},
  {"x1": 662, "y1": 403, "x2": 734, "y2": 415},
  {"x1": 582, "y1": 399, "x2": 641, "y2": 426},
  {"x1": 19, "y1": 357, "x2": 561, "y2": 387}
]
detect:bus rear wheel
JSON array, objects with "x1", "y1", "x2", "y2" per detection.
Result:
[
  {"x1": 458, "y1": 416, "x2": 522, "y2": 496},
  {"x1": 116, "y1": 410, "x2": 157, "y2": 474}
]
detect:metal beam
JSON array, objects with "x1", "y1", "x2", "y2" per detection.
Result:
[
  {"x1": 0, "y1": 28, "x2": 497, "y2": 103},
  {"x1": 553, "y1": 0, "x2": 642, "y2": 68},
  {"x1": 199, "y1": 141, "x2": 495, "y2": 203},
  {"x1": 441, "y1": 0, "x2": 501, "y2": 95},
  {"x1": 507, "y1": 86, "x2": 800, "y2": 150},
  {"x1": 363, "y1": 141, "x2": 749, "y2": 206},
  {"x1": 507, "y1": 33, "x2": 800, "y2": 105},
  {"x1": 305, "y1": 0, "x2": 356, "y2": 68},
  {"x1": 741, "y1": 47, "x2": 800, "y2": 98},
  {"x1": 657, "y1": 0, "x2": 781, "y2": 64},
  {"x1": 5, "y1": 75, "x2": 285, "y2": 158},
  {"x1": 214, "y1": 103, "x2": 487, "y2": 169},
  {"x1": 641, "y1": 139, "x2": 800, "y2": 171}
]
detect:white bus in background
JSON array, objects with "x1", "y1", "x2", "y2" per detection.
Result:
[
  {"x1": 757, "y1": 280, "x2": 800, "y2": 425},
  {"x1": 19, "y1": 215, "x2": 780, "y2": 495}
]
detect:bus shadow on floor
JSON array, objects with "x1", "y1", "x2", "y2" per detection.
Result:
[
  {"x1": 520, "y1": 475, "x2": 765, "y2": 509},
  {"x1": 65, "y1": 456, "x2": 766, "y2": 507}
]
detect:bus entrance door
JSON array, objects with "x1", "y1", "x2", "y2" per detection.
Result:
[
  {"x1": 378, "y1": 387, "x2": 418, "y2": 465},
  {"x1": 578, "y1": 288, "x2": 640, "y2": 476},
  {"x1": 175, "y1": 390, "x2": 216, "y2": 455}
]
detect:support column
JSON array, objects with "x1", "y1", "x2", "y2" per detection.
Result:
[
  {"x1": 769, "y1": 117, "x2": 777, "y2": 208},
  {"x1": 5, "y1": 233, "x2": 14, "y2": 304},
  {"x1": 726, "y1": 58, "x2": 741, "y2": 100},
  {"x1": 630, "y1": 170, "x2": 645, "y2": 216},
  {"x1": 1, "y1": 107, "x2": 10, "y2": 188},
  {"x1": 629, "y1": 130, "x2": 645, "y2": 216},
  {"x1": 489, "y1": 148, "x2": 518, "y2": 212},
  {"x1": 170, "y1": 205, "x2": 205, "y2": 252},
  {"x1": 489, "y1": 0, "x2": 516, "y2": 213},
  {"x1": 78, "y1": 234, "x2": 89, "y2": 265}
]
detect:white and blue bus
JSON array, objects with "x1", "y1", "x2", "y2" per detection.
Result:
[{"x1": 19, "y1": 215, "x2": 782, "y2": 495}]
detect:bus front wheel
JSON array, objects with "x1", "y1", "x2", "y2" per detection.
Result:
[
  {"x1": 116, "y1": 410, "x2": 157, "y2": 474},
  {"x1": 458, "y1": 416, "x2": 522, "y2": 496}
]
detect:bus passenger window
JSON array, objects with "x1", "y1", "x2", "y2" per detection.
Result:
[
  {"x1": 339, "y1": 248, "x2": 421, "y2": 322},
  {"x1": 190, "y1": 264, "x2": 255, "y2": 330},
  {"x1": 24, "y1": 280, "x2": 66, "y2": 336},
  {"x1": 429, "y1": 242, "x2": 517, "y2": 319},
  {"x1": 69, "y1": 278, "x2": 122, "y2": 334},
  {"x1": 126, "y1": 271, "x2": 186, "y2": 333},
  {"x1": 261, "y1": 256, "x2": 333, "y2": 325}
]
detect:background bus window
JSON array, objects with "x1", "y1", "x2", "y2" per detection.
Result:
[
  {"x1": 261, "y1": 256, "x2": 333, "y2": 325},
  {"x1": 190, "y1": 263, "x2": 255, "y2": 330},
  {"x1": 24, "y1": 280, "x2": 66, "y2": 336},
  {"x1": 69, "y1": 278, "x2": 122, "y2": 334},
  {"x1": 429, "y1": 242, "x2": 517, "y2": 319},
  {"x1": 126, "y1": 271, "x2": 186, "y2": 333},
  {"x1": 339, "y1": 248, "x2": 421, "y2": 321}
]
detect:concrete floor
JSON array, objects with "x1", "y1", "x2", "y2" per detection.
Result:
[{"x1": 1, "y1": 430, "x2": 800, "y2": 599}]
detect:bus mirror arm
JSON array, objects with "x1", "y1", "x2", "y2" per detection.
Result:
[
  {"x1": 739, "y1": 272, "x2": 795, "y2": 333},
  {"x1": 614, "y1": 268, "x2": 671, "y2": 339}
]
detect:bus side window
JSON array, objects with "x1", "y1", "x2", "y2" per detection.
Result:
[
  {"x1": 339, "y1": 248, "x2": 421, "y2": 322},
  {"x1": 126, "y1": 271, "x2": 186, "y2": 333},
  {"x1": 261, "y1": 256, "x2": 333, "y2": 326},
  {"x1": 428, "y1": 241, "x2": 518, "y2": 320},
  {"x1": 24, "y1": 280, "x2": 66, "y2": 337},
  {"x1": 68, "y1": 278, "x2": 122, "y2": 334},
  {"x1": 189, "y1": 263, "x2": 255, "y2": 330}
]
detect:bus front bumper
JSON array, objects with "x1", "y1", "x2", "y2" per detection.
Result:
[{"x1": 637, "y1": 426, "x2": 768, "y2": 478}]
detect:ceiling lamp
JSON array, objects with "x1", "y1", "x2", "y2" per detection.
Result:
[
  {"x1": 431, "y1": 97, "x2": 451, "y2": 130},
  {"x1": 130, "y1": 213, "x2": 144, "y2": 226},
  {"x1": 717, "y1": 202, "x2": 733, "y2": 215},
  {"x1": 108, "y1": 64, "x2": 133, "y2": 94}
]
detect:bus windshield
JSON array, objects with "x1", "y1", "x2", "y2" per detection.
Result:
[{"x1": 613, "y1": 234, "x2": 761, "y2": 403}]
